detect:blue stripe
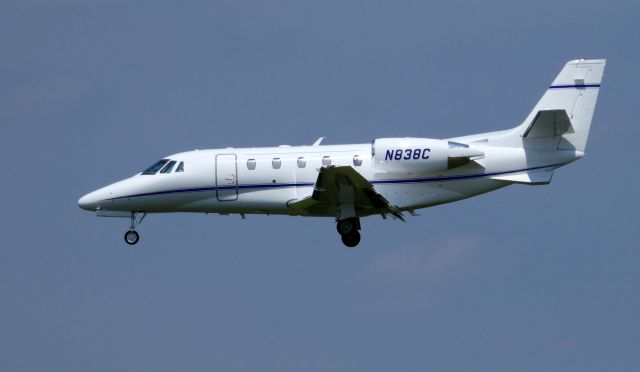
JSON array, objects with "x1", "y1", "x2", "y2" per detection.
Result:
[
  {"x1": 108, "y1": 163, "x2": 562, "y2": 201},
  {"x1": 111, "y1": 182, "x2": 315, "y2": 200},
  {"x1": 549, "y1": 84, "x2": 600, "y2": 89}
]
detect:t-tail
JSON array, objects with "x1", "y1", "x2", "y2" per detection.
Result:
[
  {"x1": 450, "y1": 59, "x2": 606, "y2": 185},
  {"x1": 514, "y1": 58, "x2": 606, "y2": 152}
]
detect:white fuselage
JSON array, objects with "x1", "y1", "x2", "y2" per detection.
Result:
[{"x1": 77, "y1": 140, "x2": 581, "y2": 217}]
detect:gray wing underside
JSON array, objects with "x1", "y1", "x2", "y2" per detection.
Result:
[{"x1": 288, "y1": 166, "x2": 404, "y2": 220}]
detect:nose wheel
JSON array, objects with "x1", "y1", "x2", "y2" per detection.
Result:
[
  {"x1": 124, "y1": 230, "x2": 139, "y2": 245},
  {"x1": 337, "y1": 217, "x2": 361, "y2": 247},
  {"x1": 124, "y1": 212, "x2": 146, "y2": 245}
]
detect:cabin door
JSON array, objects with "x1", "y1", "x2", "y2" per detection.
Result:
[{"x1": 215, "y1": 154, "x2": 238, "y2": 201}]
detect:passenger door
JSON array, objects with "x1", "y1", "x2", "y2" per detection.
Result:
[{"x1": 215, "y1": 154, "x2": 238, "y2": 201}]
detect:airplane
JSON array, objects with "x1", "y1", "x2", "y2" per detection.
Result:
[{"x1": 78, "y1": 59, "x2": 606, "y2": 247}]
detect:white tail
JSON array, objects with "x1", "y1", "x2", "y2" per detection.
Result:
[{"x1": 516, "y1": 59, "x2": 606, "y2": 151}]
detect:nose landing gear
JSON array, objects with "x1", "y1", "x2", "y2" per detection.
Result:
[
  {"x1": 124, "y1": 212, "x2": 146, "y2": 245},
  {"x1": 124, "y1": 230, "x2": 139, "y2": 245},
  {"x1": 337, "y1": 217, "x2": 361, "y2": 248}
]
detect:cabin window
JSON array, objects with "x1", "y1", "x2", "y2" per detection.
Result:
[
  {"x1": 297, "y1": 157, "x2": 306, "y2": 168},
  {"x1": 272, "y1": 158, "x2": 281, "y2": 169},
  {"x1": 247, "y1": 158, "x2": 256, "y2": 170},
  {"x1": 353, "y1": 155, "x2": 362, "y2": 167},
  {"x1": 175, "y1": 162, "x2": 184, "y2": 172},
  {"x1": 142, "y1": 159, "x2": 169, "y2": 175},
  {"x1": 322, "y1": 156, "x2": 331, "y2": 166},
  {"x1": 160, "y1": 160, "x2": 177, "y2": 173}
]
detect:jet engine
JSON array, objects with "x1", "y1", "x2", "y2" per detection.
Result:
[{"x1": 371, "y1": 138, "x2": 484, "y2": 173}]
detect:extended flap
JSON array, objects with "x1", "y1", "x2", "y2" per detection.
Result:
[{"x1": 288, "y1": 166, "x2": 405, "y2": 220}]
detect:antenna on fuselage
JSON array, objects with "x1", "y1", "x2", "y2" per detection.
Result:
[{"x1": 312, "y1": 137, "x2": 325, "y2": 146}]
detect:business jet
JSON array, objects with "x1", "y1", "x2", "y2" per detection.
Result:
[{"x1": 79, "y1": 59, "x2": 605, "y2": 247}]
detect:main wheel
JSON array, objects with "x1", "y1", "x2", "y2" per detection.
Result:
[
  {"x1": 341, "y1": 231, "x2": 361, "y2": 248},
  {"x1": 124, "y1": 230, "x2": 139, "y2": 245},
  {"x1": 337, "y1": 219, "x2": 357, "y2": 235}
]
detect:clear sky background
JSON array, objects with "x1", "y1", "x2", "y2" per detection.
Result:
[{"x1": 1, "y1": 0, "x2": 638, "y2": 371}]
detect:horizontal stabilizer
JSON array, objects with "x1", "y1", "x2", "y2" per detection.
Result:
[
  {"x1": 490, "y1": 170, "x2": 554, "y2": 185},
  {"x1": 523, "y1": 110, "x2": 573, "y2": 138}
]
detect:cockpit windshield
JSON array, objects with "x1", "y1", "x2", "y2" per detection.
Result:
[
  {"x1": 160, "y1": 160, "x2": 177, "y2": 173},
  {"x1": 142, "y1": 159, "x2": 169, "y2": 175}
]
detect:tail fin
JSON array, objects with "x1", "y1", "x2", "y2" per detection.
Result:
[{"x1": 517, "y1": 59, "x2": 606, "y2": 151}]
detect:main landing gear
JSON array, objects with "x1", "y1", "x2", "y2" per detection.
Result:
[
  {"x1": 337, "y1": 217, "x2": 361, "y2": 248},
  {"x1": 124, "y1": 212, "x2": 146, "y2": 245}
]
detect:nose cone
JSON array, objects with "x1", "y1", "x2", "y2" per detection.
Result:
[{"x1": 78, "y1": 191, "x2": 100, "y2": 211}]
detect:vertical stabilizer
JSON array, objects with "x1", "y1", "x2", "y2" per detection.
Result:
[{"x1": 516, "y1": 59, "x2": 605, "y2": 151}]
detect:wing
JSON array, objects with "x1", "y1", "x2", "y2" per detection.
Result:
[{"x1": 288, "y1": 166, "x2": 404, "y2": 220}]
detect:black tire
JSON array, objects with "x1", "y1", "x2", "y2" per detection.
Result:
[
  {"x1": 336, "y1": 219, "x2": 356, "y2": 235},
  {"x1": 124, "y1": 230, "x2": 139, "y2": 245},
  {"x1": 341, "y1": 231, "x2": 361, "y2": 248}
]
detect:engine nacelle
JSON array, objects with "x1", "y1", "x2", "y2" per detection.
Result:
[{"x1": 372, "y1": 138, "x2": 483, "y2": 173}]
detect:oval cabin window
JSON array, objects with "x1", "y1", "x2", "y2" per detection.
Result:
[
  {"x1": 297, "y1": 157, "x2": 306, "y2": 168},
  {"x1": 272, "y1": 158, "x2": 281, "y2": 169}
]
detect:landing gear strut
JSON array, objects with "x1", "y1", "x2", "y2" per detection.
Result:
[
  {"x1": 337, "y1": 217, "x2": 361, "y2": 247},
  {"x1": 124, "y1": 212, "x2": 146, "y2": 245}
]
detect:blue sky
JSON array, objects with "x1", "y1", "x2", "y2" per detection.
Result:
[{"x1": 1, "y1": 0, "x2": 638, "y2": 371}]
